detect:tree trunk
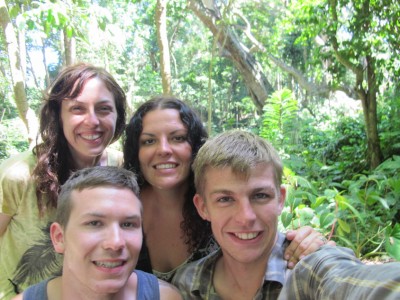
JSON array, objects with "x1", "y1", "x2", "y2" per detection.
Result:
[
  {"x1": 0, "y1": 0, "x2": 38, "y2": 145},
  {"x1": 357, "y1": 55, "x2": 383, "y2": 169},
  {"x1": 328, "y1": 0, "x2": 383, "y2": 169},
  {"x1": 63, "y1": 29, "x2": 76, "y2": 66},
  {"x1": 156, "y1": 0, "x2": 172, "y2": 95},
  {"x1": 188, "y1": 0, "x2": 274, "y2": 113},
  {"x1": 41, "y1": 38, "x2": 50, "y2": 87}
]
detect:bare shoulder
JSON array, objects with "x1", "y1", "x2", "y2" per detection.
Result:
[
  {"x1": 12, "y1": 293, "x2": 23, "y2": 300},
  {"x1": 158, "y1": 279, "x2": 183, "y2": 300}
]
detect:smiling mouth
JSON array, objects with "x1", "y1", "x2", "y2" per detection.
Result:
[
  {"x1": 93, "y1": 260, "x2": 125, "y2": 268},
  {"x1": 81, "y1": 134, "x2": 102, "y2": 141},
  {"x1": 234, "y1": 232, "x2": 260, "y2": 240},
  {"x1": 155, "y1": 163, "x2": 177, "y2": 169}
]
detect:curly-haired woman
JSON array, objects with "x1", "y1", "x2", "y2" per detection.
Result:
[
  {"x1": 0, "y1": 63, "x2": 126, "y2": 299},
  {"x1": 123, "y1": 96, "x2": 332, "y2": 283}
]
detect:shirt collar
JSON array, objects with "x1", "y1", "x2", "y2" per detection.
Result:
[
  {"x1": 190, "y1": 232, "x2": 289, "y2": 298},
  {"x1": 264, "y1": 232, "x2": 290, "y2": 286},
  {"x1": 191, "y1": 249, "x2": 222, "y2": 298}
]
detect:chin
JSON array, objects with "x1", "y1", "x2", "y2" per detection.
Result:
[
  {"x1": 93, "y1": 280, "x2": 126, "y2": 294},
  {"x1": 95, "y1": 283, "x2": 124, "y2": 294}
]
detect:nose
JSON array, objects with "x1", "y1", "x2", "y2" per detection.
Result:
[
  {"x1": 103, "y1": 225, "x2": 125, "y2": 251},
  {"x1": 235, "y1": 200, "x2": 256, "y2": 226},
  {"x1": 84, "y1": 109, "x2": 100, "y2": 126},
  {"x1": 157, "y1": 138, "x2": 172, "y2": 156}
]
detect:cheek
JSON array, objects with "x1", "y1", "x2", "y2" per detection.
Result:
[
  {"x1": 128, "y1": 232, "x2": 143, "y2": 252},
  {"x1": 262, "y1": 205, "x2": 281, "y2": 224},
  {"x1": 209, "y1": 213, "x2": 225, "y2": 233},
  {"x1": 181, "y1": 144, "x2": 193, "y2": 165},
  {"x1": 138, "y1": 148, "x2": 149, "y2": 170},
  {"x1": 107, "y1": 114, "x2": 118, "y2": 131}
]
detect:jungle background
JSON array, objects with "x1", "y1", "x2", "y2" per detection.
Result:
[{"x1": 1, "y1": 0, "x2": 399, "y2": 261}]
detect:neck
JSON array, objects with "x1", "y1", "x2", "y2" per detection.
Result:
[
  {"x1": 141, "y1": 183, "x2": 188, "y2": 209},
  {"x1": 214, "y1": 253, "x2": 269, "y2": 299},
  {"x1": 69, "y1": 150, "x2": 107, "y2": 170}
]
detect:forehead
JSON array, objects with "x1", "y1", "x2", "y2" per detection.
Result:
[
  {"x1": 203, "y1": 164, "x2": 277, "y2": 193},
  {"x1": 69, "y1": 186, "x2": 141, "y2": 216},
  {"x1": 65, "y1": 78, "x2": 115, "y2": 102},
  {"x1": 142, "y1": 108, "x2": 184, "y2": 126}
]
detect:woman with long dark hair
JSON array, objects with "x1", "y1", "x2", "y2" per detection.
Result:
[
  {"x1": 0, "y1": 63, "x2": 127, "y2": 299},
  {"x1": 123, "y1": 96, "x2": 332, "y2": 283}
]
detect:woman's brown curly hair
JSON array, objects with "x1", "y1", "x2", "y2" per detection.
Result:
[
  {"x1": 32, "y1": 63, "x2": 126, "y2": 216},
  {"x1": 123, "y1": 96, "x2": 211, "y2": 253}
]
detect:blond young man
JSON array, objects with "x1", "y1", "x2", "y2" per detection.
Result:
[
  {"x1": 13, "y1": 166, "x2": 182, "y2": 300},
  {"x1": 172, "y1": 130, "x2": 400, "y2": 300}
]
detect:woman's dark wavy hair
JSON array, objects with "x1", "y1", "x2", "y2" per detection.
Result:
[
  {"x1": 32, "y1": 63, "x2": 126, "y2": 216},
  {"x1": 123, "y1": 96, "x2": 210, "y2": 252}
]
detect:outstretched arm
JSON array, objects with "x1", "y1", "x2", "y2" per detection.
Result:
[
  {"x1": 0, "y1": 213, "x2": 12, "y2": 236},
  {"x1": 279, "y1": 246, "x2": 400, "y2": 300},
  {"x1": 284, "y1": 226, "x2": 335, "y2": 268}
]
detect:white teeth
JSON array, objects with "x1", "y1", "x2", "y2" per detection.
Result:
[
  {"x1": 155, "y1": 164, "x2": 176, "y2": 169},
  {"x1": 235, "y1": 232, "x2": 258, "y2": 240},
  {"x1": 81, "y1": 134, "x2": 101, "y2": 140},
  {"x1": 94, "y1": 261, "x2": 123, "y2": 268}
]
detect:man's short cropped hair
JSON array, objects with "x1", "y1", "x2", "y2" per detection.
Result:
[
  {"x1": 192, "y1": 130, "x2": 283, "y2": 195},
  {"x1": 56, "y1": 166, "x2": 140, "y2": 228}
]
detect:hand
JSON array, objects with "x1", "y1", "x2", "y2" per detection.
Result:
[{"x1": 284, "y1": 226, "x2": 336, "y2": 269}]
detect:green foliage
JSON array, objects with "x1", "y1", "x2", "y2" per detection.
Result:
[
  {"x1": 2, "y1": 0, "x2": 399, "y2": 261},
  {"x1": 282, "y1": 155, "x2": 400, "y2": 260},
  {"x1": 386, "y1": 223, "x2": 400, "y2": 261},
  {"x1": 260, "y1": 89, "x2": 298, "y2": 151},
  {"x1": 0, "y1": 119, "x2": 29, "y2": 162},
  {"x1": 279, "y1": 90, "x2": 400, "y2": 260}
]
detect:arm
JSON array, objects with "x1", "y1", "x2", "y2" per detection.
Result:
[
  {"x1": 284, "y1": 226, "x2": 336, "y2": 268},
  {"x1": 279, "y1": 246, "x2": 400, "y2": 300},
  {"x1": 159, "y1": 280, "x2": 183, "y2": 300},
  {"x1": 0, "y1": 213, "x2": 12, "y2": 236},
  {"x1": 11, "y1": 293, "x2": 23, "y2": 300}
]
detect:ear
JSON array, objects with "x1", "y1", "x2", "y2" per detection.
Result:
[
  {"x1": 278, "y1": 186, "x2": 286, "y2": 213},
  {"x1": 193, "y1": 194, "x2": 210, "y2": 221},
  {"x1": 50, "y1": 222, "x2": 66, "y2": 254}
]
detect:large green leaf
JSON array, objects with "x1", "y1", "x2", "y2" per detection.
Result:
[{"x1": 385, "y1": 224, "x2": 400, "y2": 260}]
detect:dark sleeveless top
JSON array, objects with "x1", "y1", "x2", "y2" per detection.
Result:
[
  {"x1": 22, "y1": 270, "x2": 159, "y2": 299},
  {"x1": 136, "y1": 235, "x2": 219, "y2": 282}
]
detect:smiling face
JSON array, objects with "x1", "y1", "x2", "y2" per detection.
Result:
[
  {"x1": 60, "y1": 77, "x2": 117, "y2": 168},
  {"x1": 51, "y1": 186, "x2": 142, "y2": 296},
  {"x1": 194, "y1": 163, "x2": 285, "y2": 266},
  {"x1": 138, "y1": 108, "x2": 193, "y2": 190}
]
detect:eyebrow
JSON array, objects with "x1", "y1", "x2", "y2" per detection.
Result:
[
  {"x1": 67, "y1": 99, "x2": 114, "y2": 105},
  {"x1": 82, "y1": 212, "x2": 141, "y2": 220},
  {"x1": 140, "y1": 129, "x2": 188, "y2": 136},
  {"x1": 209, "y1": 186, "x2": 276, "y2": 196}
]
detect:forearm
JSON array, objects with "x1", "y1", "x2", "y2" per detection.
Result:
[
  {"x1": 0, "y1": 213, "x2": 12, "y2": 236},
  {"x1": 280, "y1": 246, "x2": 400, "y2": 300}
]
